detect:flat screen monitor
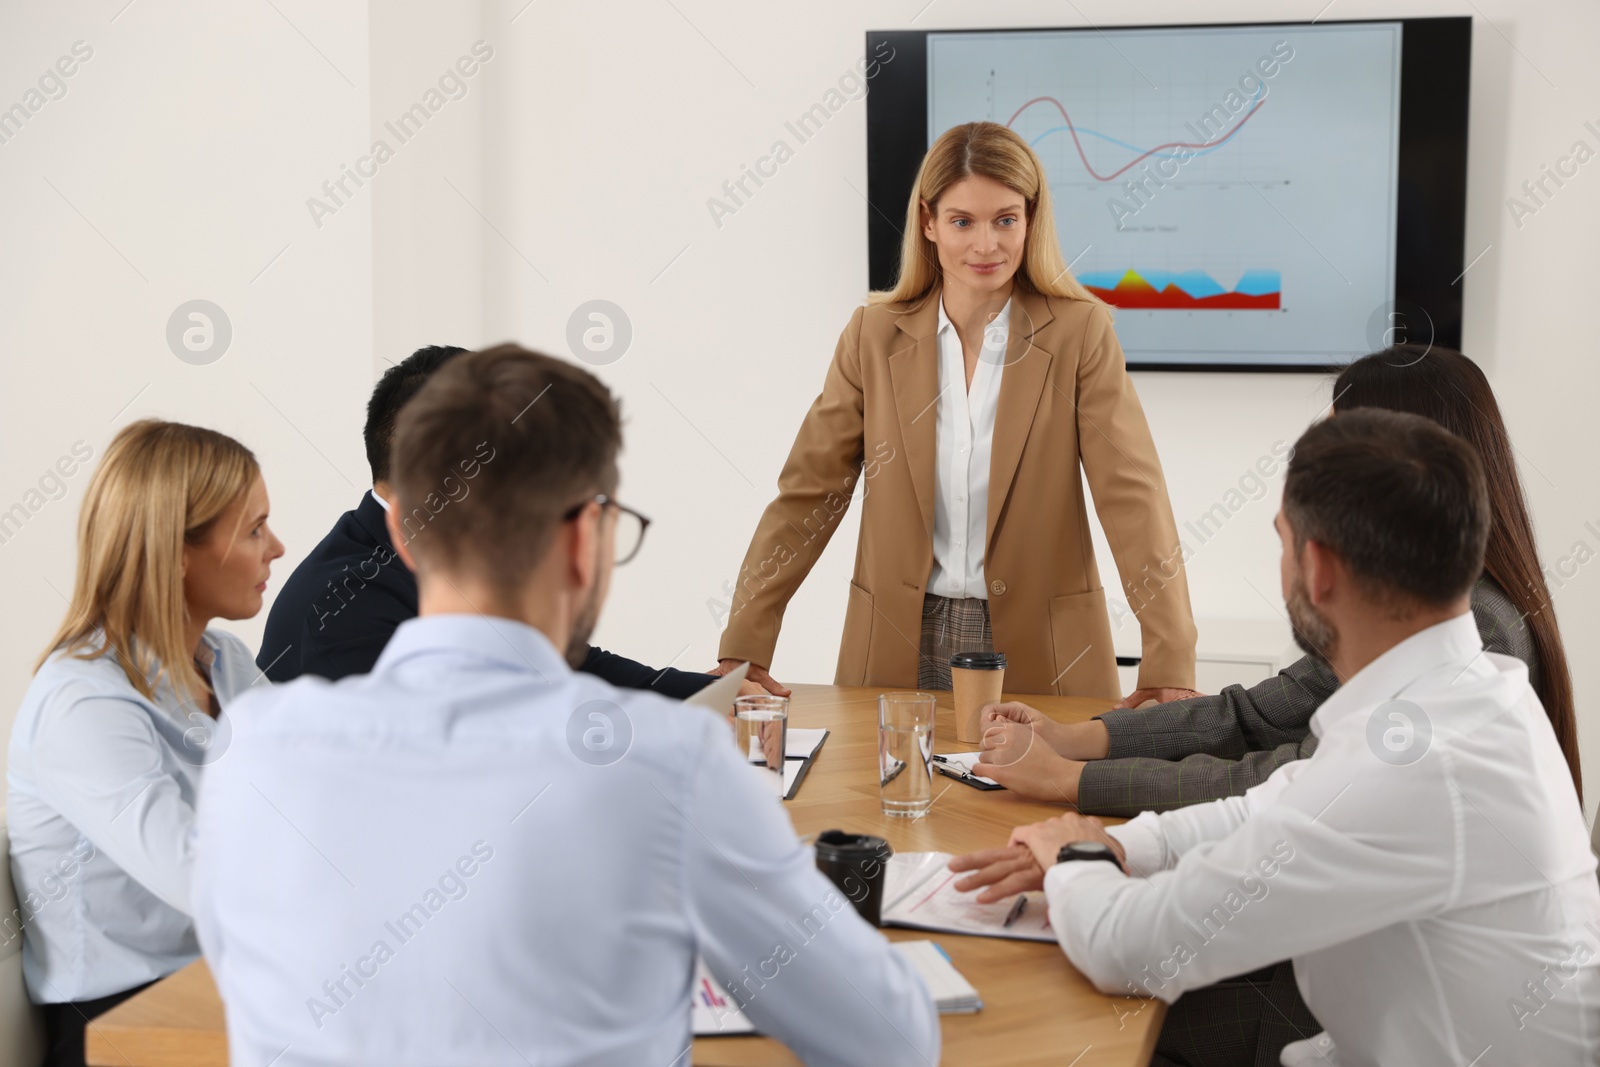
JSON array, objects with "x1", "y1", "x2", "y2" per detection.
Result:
[{"x1": 865, "y1": 18, "x2": 1470, "y2": 371}]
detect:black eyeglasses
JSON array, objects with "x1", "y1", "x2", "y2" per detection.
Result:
[{"x1": 562, "y1": 494, "x2": 652, "y2": 564}]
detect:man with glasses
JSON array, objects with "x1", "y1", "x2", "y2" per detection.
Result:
[
  {"x1": 194, "y1": 345, "x2": 940, "y2": 1065},
  {"x1": 258, "y1": 344, "x2": 747, "y2": 699}
]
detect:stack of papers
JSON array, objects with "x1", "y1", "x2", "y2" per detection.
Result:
[
  {"x1": 691, "y1": 940, "x2": 981, "y2": 1036},
  {"x1": 784, "y1": 727, "x2": 829, "y2": 760},
  {"x1": 881, "y1": 852, "x2": 1054, "y2": 942}
]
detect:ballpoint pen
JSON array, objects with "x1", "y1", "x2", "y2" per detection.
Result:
[{"x1": 1002, "y1": 895, "x2": 1028, "y2": 928}]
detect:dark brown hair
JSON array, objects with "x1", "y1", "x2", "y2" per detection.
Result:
[
  {"x1": 389, "y1": 344, "x2": 621, "y2": 582},
  {"x1": 1285, "y1": 409, "x2": 1489, "y2": 613},
  {"x1": 1333, "y1": 346, "x2": 1580, "y2": 799}
]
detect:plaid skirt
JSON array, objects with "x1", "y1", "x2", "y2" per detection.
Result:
[{"x1": 917, "y1": 594, "x2": 995, "y2": 690}]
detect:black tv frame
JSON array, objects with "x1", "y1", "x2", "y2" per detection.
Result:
[{"x1": 865, "y1": 17, "x2": 1471, "y2": 373}]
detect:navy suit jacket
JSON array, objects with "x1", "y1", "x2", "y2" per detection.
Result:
[{"x1": 258, "y1": 492, "x2": 718, "y2": 699}]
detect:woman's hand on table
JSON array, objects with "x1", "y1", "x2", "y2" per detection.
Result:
[
  {"x1": 979, "y1": 701, "x2": 1063, "y2": 746},
  {"x1": 972, "y1": 723, "x2": 1086, "y2": 805},
  {"x1": 711, "y1": 659, "x2": 792, "y2": 698},
  {"x1": 980, "y1": 702, "x2": 1111, "y2": 760}
]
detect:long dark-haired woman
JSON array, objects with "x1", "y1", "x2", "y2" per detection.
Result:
[
  {"x1": 963, "y1": 344, "x2": 1580, "y2": 1067},
  {"x1": 971, "y1": 344, "x2": 1579, "y2": 813}
]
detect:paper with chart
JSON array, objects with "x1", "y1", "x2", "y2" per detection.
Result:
[
  {"x1": 691, "y1": 957, "x2": 755, "y2": 1035},
  {"x1": 692, "y1": 941, "x2": 981, "y2": 1033},
  {"x1": 882, "y1": 851, "x2": 1055, "y2": 942}
]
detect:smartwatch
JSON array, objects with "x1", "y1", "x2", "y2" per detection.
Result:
[{"x1": 1055, "y1": 841, "x2": 1120, "y2": 867}]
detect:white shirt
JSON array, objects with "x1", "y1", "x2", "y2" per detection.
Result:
[
  {"x1": 1046, "y1": 612, "x2": 1600, "y2": 1066},
  {"x1": 192, "y1": 615, "x2": 939, "y2": 1067},
  {"x1": 928, "y1": 297, "x2": 1010, "y2": 600},
  {"x1": 6, "y1": 628, "x2": 264, "y2": 1002}
]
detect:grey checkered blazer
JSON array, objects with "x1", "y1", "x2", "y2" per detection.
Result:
[{"x1": 1077, "y1": 579, "x2": 1537, "y2": 817}]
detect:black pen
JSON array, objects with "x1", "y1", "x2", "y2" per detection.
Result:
[{"x1": 1002, "y1": 896, "x2": 1028, "y2": 928}]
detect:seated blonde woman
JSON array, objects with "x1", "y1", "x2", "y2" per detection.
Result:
[{"x1": 5, "y1": 420, "x2": 284, "y2": 1067}]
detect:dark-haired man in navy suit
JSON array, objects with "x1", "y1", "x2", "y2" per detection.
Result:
[{"x1": 258, "y1": 345, "x2": 735, "y2": 699}]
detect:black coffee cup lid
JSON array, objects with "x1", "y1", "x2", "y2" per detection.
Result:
[
  {"x1": 950, "y1": 651, "x2": 1006, "y2": 670},
  {"x1": 814, "y1": 830, "x2": 891, "y2": 857}
]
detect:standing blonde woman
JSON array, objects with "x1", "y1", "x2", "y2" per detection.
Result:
[
  {"x1": 715, "y1": 121, "x2": 1197, "y2": 700},
  {"x1": 6, "y1": 420, "x2": 284, "y2": 1067}
]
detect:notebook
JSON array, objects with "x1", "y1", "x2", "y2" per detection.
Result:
[
  {"x1": 691, "y1": 940, "x2": 981, "y2": 1036},
  {"x1": 894, "y1": 939, "x2": 983, "y2": 1013},
  {"x1": 747, "y1": 727, "x2": 829, "y2": 800},
  {"x1": 881, "y1": 851, "x2": 1055, "y2": 942}
]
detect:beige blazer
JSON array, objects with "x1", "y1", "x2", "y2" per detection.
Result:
[{"x1": 718, "y1": 285, "x2": 1197, "y2": 697}]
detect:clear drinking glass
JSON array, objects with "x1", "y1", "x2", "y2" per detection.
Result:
[
  {"x1": 733, "y1": 694, "x2": 788, "y2": 795},
  {"x1": 878, "y1": 692, "x2": 936, "y2": 818}
]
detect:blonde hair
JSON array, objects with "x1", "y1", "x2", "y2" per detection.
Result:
[
  {"x1": 39, "y1": 420, "x2": 259, "y2": 704},
  {"x1": 870, "y1": 121, "x2": 1107, "y2": 310}
]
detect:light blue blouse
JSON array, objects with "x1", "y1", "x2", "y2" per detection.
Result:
[{"x1": 5, "y1": 628, "x2": 265, "y2": 1002}]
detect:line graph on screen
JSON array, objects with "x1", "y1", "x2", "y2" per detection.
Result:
[{"x1": 1006, "y1": 90, "x2": 1268, "y2": 183}]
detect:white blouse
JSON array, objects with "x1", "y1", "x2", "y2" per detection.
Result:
[{"x1": 928, "y1": 296, "x2": 1010, "y2": 600}]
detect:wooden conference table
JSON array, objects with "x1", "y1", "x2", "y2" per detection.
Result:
[{"x1": 87, "y1": 684, "x2": 1164, "y2": 1067}]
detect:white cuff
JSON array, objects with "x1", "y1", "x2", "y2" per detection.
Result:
[{"x1": 1106, "y1": 812, "x2": 1171, "y2": 879}]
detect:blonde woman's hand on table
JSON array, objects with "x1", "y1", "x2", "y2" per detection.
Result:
[{"x1": 711, "y1": 659, "x2": 791, "y2": 697}]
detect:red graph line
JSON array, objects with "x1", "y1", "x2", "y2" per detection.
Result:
[{"x1": 1006, "y1": 94, "x2": 1268, "y2": 182}]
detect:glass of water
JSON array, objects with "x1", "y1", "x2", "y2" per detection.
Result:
[
  {"x1": 878, "y1": 692, "x2": 936, "y2": 818},
  {"x1": 733, "y1": 694, "x2": 788, "y2": 796}
]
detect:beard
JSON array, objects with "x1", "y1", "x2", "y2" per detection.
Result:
[
  {"x1": 565, "y1": 576, "x2": 603, "y2": 669},
  {"x1": 1286, "y1": 571, "x2": 1339, "y2": 666}
]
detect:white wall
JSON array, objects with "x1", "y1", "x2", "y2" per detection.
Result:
[
  {"x1": 0, "y1": 0, "x2": 373, "y2": 758},
  {"x1": 4, "y1": 0, "x2": 1597, "y2": 818}
]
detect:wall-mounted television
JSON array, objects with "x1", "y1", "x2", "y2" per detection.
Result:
[{"x1": 866, "y1": 17, "x2": 1470, "y2": 371}]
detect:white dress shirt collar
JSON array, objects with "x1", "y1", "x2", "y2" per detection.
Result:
[
  {"x1": 1309, "y1": 609, "x2": 1483, "y2": 738},
  {"x1": 935, "y1": 295, "x2": 1012, "y2": 348}
]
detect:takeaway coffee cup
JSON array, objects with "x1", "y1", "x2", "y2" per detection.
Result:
[
  {"x1": 813, "y1": 830, "x2": 892, "y2": 926},
  {"x1": 951, "y1": 651, "x2": 1007, "y2": 744}
]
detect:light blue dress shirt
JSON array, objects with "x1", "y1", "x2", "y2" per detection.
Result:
[
  {"x1": 193, "y1": 614, "x2": 940, "y2": 1067},
  {"x1": 6, "y1": 628, "x2": 265, "y2": 1002}
]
